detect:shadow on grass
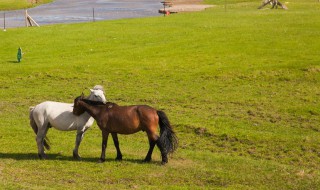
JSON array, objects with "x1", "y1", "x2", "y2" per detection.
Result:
[
  {"x1": 0, "y1": 152, "x2": 162, "y2": 164},
  {"x1": 7, "y1": 60, "x2": 20, "y2": 63}
]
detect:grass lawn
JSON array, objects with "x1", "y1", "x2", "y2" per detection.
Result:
[
  {"x1": 0, "y1": 0, "x2": 53, "y2": 11},
  {"x1": 0, "y1": 0, "x2": 320, "y2": 189}
]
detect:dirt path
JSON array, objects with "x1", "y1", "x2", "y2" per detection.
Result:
[
  {"x1": 174, "y1": 0, "x2": 203, "y2": 4},
  {"x1": 159, "y1": 0, "x2": 214, "y2": 13}
]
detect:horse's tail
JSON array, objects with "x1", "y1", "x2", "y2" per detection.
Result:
[
  {"x1": 157, "y1": 110, "x2": 178, "y2": 155},
  {"x1": 29, "y1": 107, "x2": 50, "y2": 151}
]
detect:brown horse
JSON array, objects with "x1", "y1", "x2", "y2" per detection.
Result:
[{"x1": 73, "y1": 95, "x2": 178, "y2": 164}]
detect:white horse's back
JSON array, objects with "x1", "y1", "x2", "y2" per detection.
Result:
[{"x1": 32, "y1": 101, "x2": 93, "y2": 131}]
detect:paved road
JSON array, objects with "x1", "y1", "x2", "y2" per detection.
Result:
[{"x1": 1, "y1": 0, "x2": 161, "y2": 28}]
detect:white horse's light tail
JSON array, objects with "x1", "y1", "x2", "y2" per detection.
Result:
[
  {"x1": 29, "y1": 107, "x2": 37, "y2": 133},
  {"x1": 29, "y1": 107, "x2": 35, "y2": 120},
  {"x1": 29, "y1": 106, "x2": 51, "y2": 150}
]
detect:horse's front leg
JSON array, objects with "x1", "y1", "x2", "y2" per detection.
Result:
[
  {"x1": 99, "y1": 130, "x2": 109, "y2": 163},
  {"x1": 73, "y1": 128, "x2": 87, "y2": 160},
  {"x1": 111, "y1": 133, "x2": 122, "y2": 161}
]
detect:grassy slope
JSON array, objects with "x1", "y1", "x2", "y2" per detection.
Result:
[
  {"x1": 0, "y1": 0, "x2": 52, "y2": 11},
  {"x1": 0, "y1": 0, "x2": 320, "y2": 189}
]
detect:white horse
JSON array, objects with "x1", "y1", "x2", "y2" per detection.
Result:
[{"x1": 29, "y1": 85, "x2": 107, "y2": 159}]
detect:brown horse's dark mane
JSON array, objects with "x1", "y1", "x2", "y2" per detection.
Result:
[
  {"x1": 73, "y1": 96, "x2": 117, "y2": 116},
  {"x1": 79, "y1": 97, "x2": 108, "y2": 105},
  {"x1": 75, "y1": 95, "x2": 115, "y2": 106}
]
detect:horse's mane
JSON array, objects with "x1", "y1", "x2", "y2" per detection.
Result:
[{"x1": 81, "y1": 98, "x2": 107, "y2": 106}]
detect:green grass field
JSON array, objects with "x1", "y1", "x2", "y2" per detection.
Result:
[
  {"x1": 1, "y1": 0, "x2": 320, "y2": 189},
  {"x1": 0, "y1": 0, "x2": 52, "y2": 11}
]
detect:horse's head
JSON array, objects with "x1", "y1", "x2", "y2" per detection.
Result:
[
  {"x1": 87, "y1": 87, "x2": 107, "y2": 104},
  {"x1": 73, "y1": 94, "x2": 86, "y2": 116}
]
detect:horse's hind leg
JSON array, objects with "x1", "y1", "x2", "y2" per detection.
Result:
[
  {"x1": 144, "y1": 140, "x2": 157, "y2": 162},
  {"x1": 144, "y1": 132, "x2": 158, "y2": 162},
  {"x1": 156, "y1": 140, "x2": 168, "y2": 165},
  {"x1": 36, "y1": 125, "x2": 49, "y2": 159},
  {"x1": 111, "y1": 133, "x2": 122, "y2": 161}
]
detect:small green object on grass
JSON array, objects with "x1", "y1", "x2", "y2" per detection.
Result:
[{"x1": 17, "y1": 47, "x2": 22, "y2": 62}]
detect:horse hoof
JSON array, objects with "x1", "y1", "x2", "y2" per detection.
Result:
[
  {"x1": 143, "y1": 158, "x2": 151, "y2": 163},
  {"x1": 143, "y1": 156, "x2": 152, "y2": 162},
  {"x1": 38, "y1": 154, "x2": 47, "y2": 160},
  {"x1": 97, "y1": 159, "x2": 105, "y2": 163},
  {"x1": 161, "y1": 160, "x2": 168, "y2": 165},
  {"x1": 115, "y1": 156, "x2": 122, "y2": 161},
  {"x1": 73, "y1": 153, "x2": 81, "y2": 160}
]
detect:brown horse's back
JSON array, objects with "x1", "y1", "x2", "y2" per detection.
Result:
[{"x1": 104, "y1": 105, "x2": 158, "y2": 134}]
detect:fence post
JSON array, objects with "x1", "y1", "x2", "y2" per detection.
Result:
[
  {"x1": 25, "y1": 9, "x2": 40, "y2": 27},
  {"x1": 3, "y1": 12, "x2": 6, "y2": 31},
  {"x1": 25, "y1": 9, "x2": 28, "y2": 27},
  {"x1": 93, "y1": 8, "x2": 95, "y2": 22}
]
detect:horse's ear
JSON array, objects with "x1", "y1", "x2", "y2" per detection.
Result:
[
  {"x1": 81, "y1": 92, "x2": 85, "y2": 99},
  {"x1": 90, "y1": 89, "x2": 93, "y2": 92}
]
